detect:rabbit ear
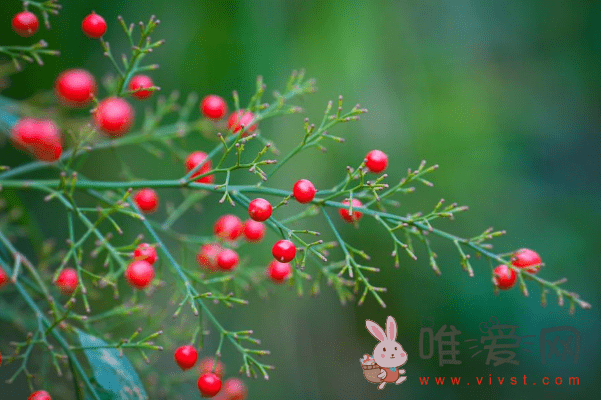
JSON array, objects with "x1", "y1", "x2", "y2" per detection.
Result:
[
  {"x1": 366, "y1": 319, "x2": 387, "y2": 342},
  {"x1": 386, "y1": 316, "x2": 397, "y2": 341}
]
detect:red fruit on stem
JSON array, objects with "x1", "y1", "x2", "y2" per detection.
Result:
[
  {"x1": 267, "y1": 260, "x2": 292, "y2": 283},
  {"x1": 134, "y1": 243, "x2": 158, "y2": 265},
  {"x1": 272, "y1": 240, "x2": 296, "y2": 263},
  {"x1": 198, "y1": 357, "x2": 225, "y2": 378},
  {"x1": 248, "y1": 198, "x2": 272, "y2": 222},
  {"x1": 292, "y1": 179, "x2": 317, "y2": 203},
  {"x1": 11, "y1": 118, "x2": 62, "y2": 162},
  {"x1": 196, "y1": 243, "x2": 223, "y2": 272},
  {"x1": 201, "y1": 95, "x2": 228, "y2": 120},
  {"x1": 0, "y1": 267, "x2": 10, "y2": 288},
  {"x1": 213, "y1": 215, "x2": 243, "y2": 241},
  {"x1": 94, "y1": 97, "x2": 134, "y2": 137},
  {"x1": 28, "y1": 391, "x2": 52, "y2": 400},
  {"x1": 125, "y1": 260, "x2": 155, "y2": 289},
  {"x1": 365, "y1": 150, "x2": 388, "y2": 173},
  {"x1": 227, "y1": 110, "x2": 257, "y2": 136},
  {"x1": 242, "y1": 220, "x2": 265, "y2": 243},
  {"x1": 185, "y1": 151, "x2": 214, "y2": 183},
  {"x1": 198, "y1": 372, "x2": 222, "y2": 398},
  {"x1": 511, "y1": 248, "x2": 542, "y2": 274},
  {"x1": 338, "y1": 198, "x2": 363, "y2": 223},
  {"x1": 12, "y1": 11, "x2": 39, "y2": 37},
  {"x1": 174, "y1": 345, "x2": 198, "y2": 370},
  {"x1": 133, "y1": 188, "x2": 159, "y2": 214},
  {"x1": 129, "y1": 75, "x2": 154, "y2": 100},
  {"x1": 55, "y1": 268, "x2": 78, "y2": 295},
  {"x1": 493, "y1": 264, "x2": 517, "y2": 290},
  {"x1": 222, "y1": 378, "x2": 248, "y2": 400},
  {"x1": 82, "y1": 12, "x2": 107, "y2": 38},
  {"x1": 55, "y1": 69, "x2": 96, "y2": 107},
  {"x1": 216, "y1": 249, "x2": 239, "y2": 271}
]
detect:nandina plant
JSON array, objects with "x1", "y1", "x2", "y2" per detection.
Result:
[{"x1": 0, "y1": 3, "x2": 592, "y2": 399}]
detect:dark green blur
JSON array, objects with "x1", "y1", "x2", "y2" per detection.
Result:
[{"x1": 1, "y1": 1, "x2": 600, "y2": 399}]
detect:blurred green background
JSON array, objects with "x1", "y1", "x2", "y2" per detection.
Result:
[{"x1": 1, "y1": 0, "x2": 600, "y2": 399}]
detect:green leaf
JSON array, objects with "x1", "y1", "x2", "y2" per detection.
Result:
[
  {"x1": 85, "y1": 388, "x2": 114, "y2": 400},
  {"x1": 76, "y1": 329, "x2": 148, "y2": 400}
]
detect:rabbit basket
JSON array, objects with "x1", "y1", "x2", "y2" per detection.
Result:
[{"x1": 362, "y1": 364, "x2": 381, "y2": 383}]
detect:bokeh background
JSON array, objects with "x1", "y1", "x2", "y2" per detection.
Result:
[{"x1": 1, "y1": 1, "x2": 600, "y2": 399}]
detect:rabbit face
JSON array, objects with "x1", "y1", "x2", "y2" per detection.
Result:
[
  {"x1": 373, "y1": 341, "x2": 407, "y2": 368},
  {"x1": 366, "y1": 316, "x2": 408, "y2": 368}
]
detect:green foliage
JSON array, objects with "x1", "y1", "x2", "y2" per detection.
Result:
[
  {"x1": 1, "y1": 1, "x2": 599, "y2": 399},
  {"x1": 77, "y1": 330, "x2": 147, "y2": 400}
]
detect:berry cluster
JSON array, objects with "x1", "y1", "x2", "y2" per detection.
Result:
[
  {"x1": 493, "y1": 248, "x2": 543, "y2": 290},
  {"x1": 196, "y1": 215, "x2": 252, "y2": 274},
  {"x1": 244, "y1": 173, "x2": 382, "y2": 283},
  {"x1": 126, "y1": 243, "x2": 158, "y2": 289},
  {"x1": 1, "y1": 241, "x2": 158, "y2": 305},
  {"x1": 8, "y1": 11, "x2": 160, "y2": 160},
  {"x1": 173, "y1": 348, "x2": 247, "y2": 398}
]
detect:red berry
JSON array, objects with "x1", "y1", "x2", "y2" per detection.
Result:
[
  {"x1": 0, "y1": 349, "x2": 2, "y2": 367},
  {"x1": 28, "y1": 391, "x2": 51, "y2": 400},
  {"x1": 338, "y1": 199, "x2": 363, "y2": 223},
  {"x1": 216, "y1": 249, "x2": 239, "y2": 271},
  {"x1": 55, "y1": 69, "x2": 96, "y2": 107},
  {"x1": 267, "y1": 260, "x2": 292, "y2": 283},
  {"x1": 125, "y1": 260, "x2": 155, "y2": 289},
  {"x1": 82, "y1": 12, "x2": 107, "y2": 39},
  {"x1": 198, "y1": 372, "x2": 221, "y2": 397},
  {"x1": 201, "y1": 95, "x2": 228, "y2": 120},
  {"x1": 174, "y1": 345, "x2": 198, "y2": 370},
  {"x1": 12, "y1": 11, "x2": 39, "y2": 37},
  {"x1": 198, "y1": 372, "x2": 222, "y2": 398},
  {"x1": 222, "y1": 378, "x2": 248, "y2": 400},
  {"x1": 55, "y1": 268, "x2": 78, "y2": 295},
  {"x1": 185, "y1": 151, "x2": 214, "y2": 183},
  {"x1": 493, "y1": 264, "x2": 517, "y2": 290},
  {"x1": 242, "y1": 220, "x2": 265, "y2": 243},
  {"x1": 292, "y1": 179, "x2": 317, "y2": 203},
  {"x1": 0, "y1": 267, "x2": 10, "y2": 288},
  {"x1": 248, "y1": 198, "x2": 272, "y2": 222},
  {"x1": 94, "y1": 97, "x2": 134, "y2": 137},
  {"x1": 272, "y1": 240, "x2": 296, "y2": 263},
  {"x1": 199, "y1": 357, "x2": 225, "y2": 378},
  {"x1": 11, "y1": 118, "x2": 62, "y2": 162},
  {"x1": 129, "y1": 75, "x2": 154, "y2": 100},
  {"x1": 213, "y1": 215, "x2": 243, "y2": 241},
  {"x1": 133, "y1": 189, "x2": 159, "y2": 213},
  {"x1": 134, "y1": 243, "x2": 158, "y2": 265},
  {"x1": 511, "y1": 248, "x2": 542, "y2": 274},
  {"x1": 365, "y1": 150, "x2": 388, "y2": 173},
  {"x1": 196, "y1": 243, "x2": 223, "y2": 272},
  {"x1": 227, "y1": 110, "x2": 257, "y2": 136}
]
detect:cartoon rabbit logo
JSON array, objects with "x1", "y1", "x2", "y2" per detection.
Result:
[{"x1": 361, "y1": 316, "x2": 407, "y2": 390}]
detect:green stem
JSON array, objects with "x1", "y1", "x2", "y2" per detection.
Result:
[
  {"x1": 126, "y1": 195, "x2": 272, "y2": 378},
  {"x1": 3, "y1": 175, "x2": 582, "y2": 310},
  {"x1": 0, "y1": 242, "x2": 102, "y2": 400}
]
